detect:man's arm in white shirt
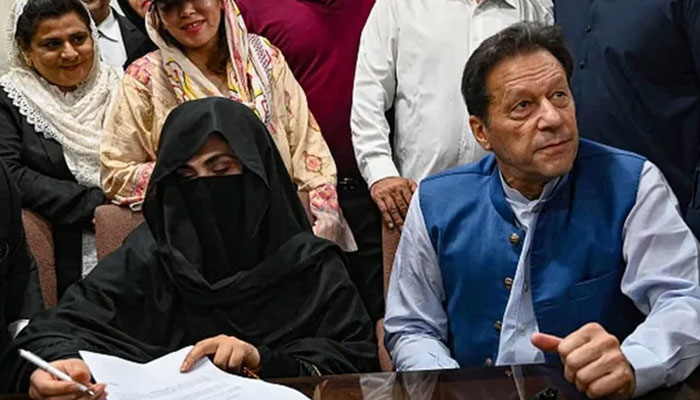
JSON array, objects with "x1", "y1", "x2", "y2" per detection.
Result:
[
  {"x1": 620, "y1": 161, "x2": 700, "y2": 396},
  {"x1": 384, "y1": 188, "x2": 460, "y2": 370},
  {"x1": 351, "y1": 0, "x2": 401, "y2": 187}
]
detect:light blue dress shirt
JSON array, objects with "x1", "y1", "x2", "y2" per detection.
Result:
[{"x1": 384, "y1": 161, "x2": 700, "y2": 397}]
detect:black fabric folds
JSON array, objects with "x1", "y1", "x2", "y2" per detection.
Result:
[
  {"x1": 0, "y1": 158, "x2": 43, "y2": 353},
  {"x1": 178, "y1": 175, "x2": 252, "y2": 283},
  {"x1": 0, "y1": 98, "x2": 377, "y2": 392},
  {"x1": 145, "y1": 97, "x2": 312, "y2": 304}
]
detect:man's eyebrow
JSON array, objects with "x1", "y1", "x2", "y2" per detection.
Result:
[{"x1": 501, "y1": 87, "x2": 533, "y2": 105}]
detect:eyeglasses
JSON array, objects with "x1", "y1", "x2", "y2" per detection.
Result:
[{"x1": 154, "y1": 0, "x2": 210, "y2": 15}]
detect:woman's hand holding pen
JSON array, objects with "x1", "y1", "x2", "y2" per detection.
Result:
[
  {"x1": 181, "y1": 335, "x2": 261, "y2": 376},
  {"x1": 29, "y1": 358, "x2": 106, "y2": 400}
]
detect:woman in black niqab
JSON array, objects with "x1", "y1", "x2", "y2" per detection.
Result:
[{"x1": 0, "y1": 98, "x2": 378, "y2": 393}]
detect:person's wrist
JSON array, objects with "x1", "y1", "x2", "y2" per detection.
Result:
[
  {"x1": 370, "y1": 175, "x2": 401, "y2": 190},
  {"x1": 622, "y1": 360, "x2": 636, "y2": 399}
]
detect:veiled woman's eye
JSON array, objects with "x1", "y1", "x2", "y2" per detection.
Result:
[{"x1": 176, "y1": 169, "x2": 197, "y2": 180}]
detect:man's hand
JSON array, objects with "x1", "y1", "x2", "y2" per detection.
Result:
[
  {"x1": 532, "y1": 323, "x2": 635, "y2": 399},
  {"x1": 181, "y1": 335, "x2": 261, "y2": 374},
  {"x1": 29, "y1": 358, "x2": 106, "y2": 400},
  {"x1": 370, "y1": 177, "x2": 418, "y2": 230}
]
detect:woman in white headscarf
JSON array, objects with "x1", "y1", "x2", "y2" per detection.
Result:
[{"x1": 0, "y1": 0, "x2": 122, "y2": 296}]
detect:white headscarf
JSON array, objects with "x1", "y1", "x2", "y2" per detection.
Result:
[{"x1": 0, "y1": 0, "x2": 122, "y2": 187}]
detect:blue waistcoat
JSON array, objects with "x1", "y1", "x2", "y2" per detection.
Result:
[{"x1": 419, "y1": 139, "x2": 646, "y2": 366}]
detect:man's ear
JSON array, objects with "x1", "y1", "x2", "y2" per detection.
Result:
[{"x1": 469, "y1": 115, "x2": 492, "y2": 152}]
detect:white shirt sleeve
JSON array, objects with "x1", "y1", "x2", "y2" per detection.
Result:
[
  {"x1": 351, "y1": 0, "x2": 401, "y2": 187},
  {"x1": 537, "y1": 0, "x2": 555, "y2": 24},
  {"x1": 620, "y1": 161, "x2": 700, "y2": 397},
  {"x1": 384, "y1": 188, "x2": 460, "y2": 370}
]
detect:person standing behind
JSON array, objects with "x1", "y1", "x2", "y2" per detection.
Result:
[
  {"x1": 236, "y1": 0, "x2": 383, "y2": 322},
  {"x1": 82, "y1": 0, "x2": 154, "y2": 69},
  {"x1": 554, "y1": 2, "x2": 700, "y2": 238},
  {"x1": 116, "y1": 0, "x2": 150, "y2": 35},
  {"x1": 352, "y1": 0, "x2": 553, "y2": 230}
]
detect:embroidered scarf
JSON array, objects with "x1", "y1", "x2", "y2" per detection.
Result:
[{"x1": 146, "y1": 0, "x2": 276, "y2": 133}]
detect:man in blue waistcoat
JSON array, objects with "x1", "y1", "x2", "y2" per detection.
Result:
[{"x1": 384, "y1": 22, "x2": 700, "y2": 399}]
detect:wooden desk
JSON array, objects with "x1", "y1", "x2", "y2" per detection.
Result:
[
  {"x1": 273, "y1": 365, "x2": 700, "y2": 400},
  {"x1": 3, "y1": 365, "x2": 700, "y2": 399}
]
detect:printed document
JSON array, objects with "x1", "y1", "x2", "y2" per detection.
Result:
[{"x1": 79, "y1": 346, "x2": 310, "y2": 400}]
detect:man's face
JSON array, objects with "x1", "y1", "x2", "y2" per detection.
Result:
[
  {"x1": 81, "y1": 0, "x2": 111, "y2": 24},
  {"x1": 470, "y1": 50, "x2": 578, "y2": 185}
]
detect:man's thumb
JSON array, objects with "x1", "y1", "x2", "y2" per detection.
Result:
[{"x1": 531, "y1": 332, "x2": 562, "y2": 353}]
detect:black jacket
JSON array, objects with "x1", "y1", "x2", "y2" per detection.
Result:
[
  {"x1": 0, "y1": 158, "x2": 43, "y2": 354},
  {"x1": 114, "y1": 9, "x2": 155, "y2": 70},
  {"x1": 0, "y1": 90, "x2": 106, "y2": 296}
]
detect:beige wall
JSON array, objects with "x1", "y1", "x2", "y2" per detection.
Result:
[{"x1": 0, "y1": 0, "x2": 12, "y2": 74}]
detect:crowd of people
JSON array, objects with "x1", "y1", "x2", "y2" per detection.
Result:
[{"x1": 1, "y1": 0, "x2": 700, "y2": 399}]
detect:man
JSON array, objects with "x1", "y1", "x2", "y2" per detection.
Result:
[
  {"x1": 82, "y1": 0, "x2": 153, "y2": 69},
  {"x1": 554, "y1": 2, "x2": 700, "y2": 238},
  {"x1": 0, "y1": 158, "x2": 43, "y2": 354},
  {"x1": 351, "y1": 0, "x2": 553, "y2": 230},
  {"x1": 385, "y1": 22, "x2": 700, "y2": 399},
  {"x1": 236, "y1": 0, "x2": 384, "y2": 322}
]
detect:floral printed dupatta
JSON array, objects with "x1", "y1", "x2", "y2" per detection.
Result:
[{"x1": 145, "y1": 0, "x2": 276, "y2": 133}]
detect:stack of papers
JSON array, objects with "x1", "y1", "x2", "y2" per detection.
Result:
[{"x1": 79, "y1": 346, "x2": 310, "y2": 400}]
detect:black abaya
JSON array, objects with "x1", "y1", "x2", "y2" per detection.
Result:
[{"x1": 0, "y1": 98, "x2": 378, "y2": 392}]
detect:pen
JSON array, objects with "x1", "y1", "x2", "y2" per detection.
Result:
[
  {"x1": 242, "y1": 366, "x2": 260, "y2": 380},
  {"x1": 18, "y1": 349, "x2": 97, "y2": 396}
]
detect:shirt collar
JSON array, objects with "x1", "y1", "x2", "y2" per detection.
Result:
[
  {"x1": 97, "y1": 9, "x2": 120, "y2": 43},
  {"x1": 499, "y1": 171, "x2": 562, "y2": 206},
  {"x1": 474, "y1": 0, "x2": 518, "y2": 9}
]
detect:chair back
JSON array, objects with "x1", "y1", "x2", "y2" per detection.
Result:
[
  {"x1": 95, "y1": 205, "x2": 145, "y2": 261},
  {"x1": 21, "y1": 210, "x2": 57, "y2": 307}
]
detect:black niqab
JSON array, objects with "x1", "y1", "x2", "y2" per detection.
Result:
[
  {"x1": 178, "y1": 175, "x2": 251, "y2": 283},
  {"x1": 0, "y1": 98, "x2": 377, "y2": 392},
  {"x1": 145, "y1": 97, "x2": 310, "y2": 300}
]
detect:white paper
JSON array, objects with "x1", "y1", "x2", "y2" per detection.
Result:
[{"x1": 79, "y1": 346, "x2": 310, "y2": 400}]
